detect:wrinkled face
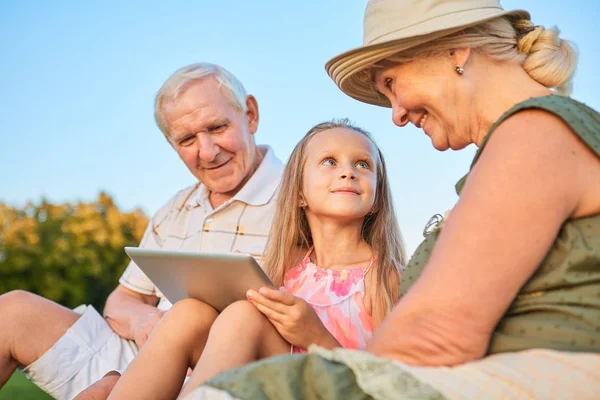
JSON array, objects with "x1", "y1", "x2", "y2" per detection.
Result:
[
  {"x1": 162, "y1": 77, "x2": 259, "y2": 195},
  {"x1": 373, "y1": 54, "x2": 471, "y2": 151},
  {"x1": 301, "y1": 128, "x2": 378, "y2": 221}
]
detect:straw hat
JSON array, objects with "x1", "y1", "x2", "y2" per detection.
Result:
[{"x1": 325, "y1": 0, "x2": 529, "y2": 107}]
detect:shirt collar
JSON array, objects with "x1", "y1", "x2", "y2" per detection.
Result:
[{"x1": 185, "y1": 145, "x2": 284, "y2": 210}]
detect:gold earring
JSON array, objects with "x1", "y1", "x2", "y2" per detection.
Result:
[{"x1": 455, "y1": 66, "x2": 464, "y2": 76}]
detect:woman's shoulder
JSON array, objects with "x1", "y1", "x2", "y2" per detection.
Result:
[
  {"x1": 457, "y1": 95, "x2": 600, "y2": 222},
  {"x1": 456, "y1": 95, "x2": 600, "y2": 194},
  {"x1": 480, "y1": 95, "x2": 600, "y2": 160}
]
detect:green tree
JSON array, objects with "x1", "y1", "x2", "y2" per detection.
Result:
[{"x1": 0, "y1": 193, "x2": 148, "y2": 311}]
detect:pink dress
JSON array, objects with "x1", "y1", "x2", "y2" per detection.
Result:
[{"x1": 284, "y1": 248, "x2": 374, "y2": 352}]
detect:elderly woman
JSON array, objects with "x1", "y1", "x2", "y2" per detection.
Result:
[{"x1": 184, "y1": 0, "x2": 600, "y2": 399}]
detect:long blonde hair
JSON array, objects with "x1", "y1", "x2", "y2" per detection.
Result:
[
  {"x1": 372, "y1": 16, "x2": 578, "y2": 95},
  {"x1": 263, "y1": 119, "x2": 406, "y2": 321}
]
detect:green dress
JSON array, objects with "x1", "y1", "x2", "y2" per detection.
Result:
[
  {"x1": 194, "y1": 95, "x2": 600, "y2": 400},
  {"x1": 401, "y1": 95, "x2": 600, "y2": 354}
]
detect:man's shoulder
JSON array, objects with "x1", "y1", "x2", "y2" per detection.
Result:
[{"x1": 234, "y1": 145, "x2": 285, "y2": 206}]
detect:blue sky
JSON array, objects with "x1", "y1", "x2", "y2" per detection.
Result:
[{"x1": 1, "y1": 0, "x2": 598, "y2": 253}]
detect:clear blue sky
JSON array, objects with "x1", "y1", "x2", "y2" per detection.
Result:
[{"x1": 1, "y1": 1, "x2": 598, "y2": 253}]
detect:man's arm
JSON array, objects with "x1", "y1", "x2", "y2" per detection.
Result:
[
  {"x1": 103, "y1": 193, "x2": 176, "y2": 347},
  {"x1": 103, "y1": 285, "x2": 163, "y2": 347}
]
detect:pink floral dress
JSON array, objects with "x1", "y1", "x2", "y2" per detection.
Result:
[{"x1": 284, "y1": 247, "x2": 374, "y2": 352}]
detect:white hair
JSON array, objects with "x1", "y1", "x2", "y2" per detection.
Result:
[{"x1": 154, "y1": 63, "x2": 248, "y2": 137}]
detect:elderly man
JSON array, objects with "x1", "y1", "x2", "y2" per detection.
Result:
[{"x1": 0, "y1": 63, "x2": 284, "y2": 400}]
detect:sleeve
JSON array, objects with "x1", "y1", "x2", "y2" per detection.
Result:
[
  {"x1": 117, "y1": 186, "x2": 192, "y2": 295},
  {"x1": 118, "y1": 221, "x2": 162, "y2": 295}
]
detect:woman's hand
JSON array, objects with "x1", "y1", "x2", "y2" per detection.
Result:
[{"x1": 246, "y1": 287, "x2": 339, "y2": 349}]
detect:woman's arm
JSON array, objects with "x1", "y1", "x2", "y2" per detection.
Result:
[{"x1": 367, "y1": 110, "x2": 600, "y2": 366}]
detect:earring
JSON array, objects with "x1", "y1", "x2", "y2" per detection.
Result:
[
  {"x1": 299, "y1": 199, "x2": 306, "y2": 208},
  {"x1": 455, "y1": 66, "x2": 464, "y2": 76}
]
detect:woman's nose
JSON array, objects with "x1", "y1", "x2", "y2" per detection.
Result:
[{"x1": 392, "y1": 102, "x2": 409, "y2": 127}]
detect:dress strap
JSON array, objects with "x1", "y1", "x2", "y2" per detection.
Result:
[
  {"x1": 302, "y1": 246, "x2": 315, "y2": 264},
  {"x1": 364, "y1": 257, "x2": 376, "y2": 275}
]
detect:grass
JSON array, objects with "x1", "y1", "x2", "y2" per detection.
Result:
[{"x1": 0, "y1": 371, "x2": 53, "y2": 400}]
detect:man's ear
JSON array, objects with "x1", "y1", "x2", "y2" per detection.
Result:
[{"x1": 245, "y1": 95, "x2": 259, "y2": 135}]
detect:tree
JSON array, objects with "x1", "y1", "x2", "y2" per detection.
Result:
[{"x1": 0, "y1": 193, "x2": 148, "y2": 311}]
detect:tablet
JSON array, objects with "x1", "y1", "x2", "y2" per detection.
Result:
[{"x1": 124, "y1": 247, "x2": 275, "y2": 312}]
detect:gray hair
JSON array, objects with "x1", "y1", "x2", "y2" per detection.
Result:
[{"x1": 154, "y1": 63, "x2": 248, "y2": 137}]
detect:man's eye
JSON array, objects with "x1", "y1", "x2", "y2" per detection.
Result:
[
  {"x1": 210, "y1": 124, "x2": 228, "y2": 133},
  {"x1": 321, "y1": 158, "x2": 336, "y2": 166},
  {"x1": 356, "y1": 161, "x2": 370, "y2": 169},
  {"x1": 180, "y1": 136, "x2": 195, "y2": 146}
]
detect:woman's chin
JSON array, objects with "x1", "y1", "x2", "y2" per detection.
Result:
[
  {"x1": 430, "y1": 136, "x2": 450, "y2": 152},
  {"x1": 428, "y1": 131, "x2": 467, "y2": 151}
]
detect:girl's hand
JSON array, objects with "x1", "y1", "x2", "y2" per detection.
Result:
[{"x1": 246, "y1": 287, "x2": 338, "y2": 349}]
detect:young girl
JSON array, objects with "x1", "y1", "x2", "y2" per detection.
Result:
[{"x1": 105, "y1": 119, "x2": 406, "y2": 400}]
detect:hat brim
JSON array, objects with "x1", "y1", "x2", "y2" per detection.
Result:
[{"x1": 325, "y1": 8, "x2": 529, "y2": 107}]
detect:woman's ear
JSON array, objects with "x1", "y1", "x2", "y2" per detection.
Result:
[{"x1": 450, "y1": 48, "x2": 471, "y2": 71}]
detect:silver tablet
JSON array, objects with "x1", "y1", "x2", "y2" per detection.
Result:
[{"x1": 124, "y1": 247, "x2": 275, "y2": 312}]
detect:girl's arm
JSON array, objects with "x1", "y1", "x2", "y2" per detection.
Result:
[
  {"x1": 247, "y1": 288, "x2": 340, "y2": 349},
  {"x1": 313, "y1": 327, "x2": 342, "y2": 350},
  {"x1": 367, "y1": 110, "x2": 600, "y2": 366}
]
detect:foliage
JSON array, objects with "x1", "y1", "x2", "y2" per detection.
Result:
[
  {"x1": 0, "y1": 371, "x2": 52, "y2": 400},
  {"x1": 0, "y1": 192, "x2": 148, "y2": 311}
]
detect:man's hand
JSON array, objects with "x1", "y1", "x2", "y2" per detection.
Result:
[
  {"x1": 129, "y1": 308, "x2": 165, "y2": 348},
  {"x1": 103, "y1": 285, "x2": 161, "y2": 347},
  {"x1": 246, "y1": 287, "x2": 338, "y2": 349}
]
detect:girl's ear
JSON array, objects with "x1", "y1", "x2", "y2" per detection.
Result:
[{"x1": 299, "y1": 196, "x2": 307, "y2": 208}]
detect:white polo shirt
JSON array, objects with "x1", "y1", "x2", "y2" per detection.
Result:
[{"x1": 119, "y1": 145, "x2": 284, "y2": 310}]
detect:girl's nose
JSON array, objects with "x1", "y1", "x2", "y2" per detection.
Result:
[{"x1": 340, "y1": 169, "x2": 357, "y2": 180}]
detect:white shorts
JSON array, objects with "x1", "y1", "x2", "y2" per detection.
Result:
[{"x1": 21, "y1": 305, "x2": 139, "y2": 400}]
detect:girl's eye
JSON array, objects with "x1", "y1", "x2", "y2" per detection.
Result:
[
  {"x1": 356, "y1": 161, "x2": 370, "y2": 169},
  {"x1": 321, "y1": 158, "x2": 336, "y2": 166}
]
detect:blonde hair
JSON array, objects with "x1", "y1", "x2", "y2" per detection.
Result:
[
  {"x1": 263, "y1": 119, "x2": 406, "y2": 321},
  {"x1": 154, "y1": 63, "x2": 248, "y2": 137},
  {"x1": 373, "y1": 16, "x2": 578, "y2": 95}
]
